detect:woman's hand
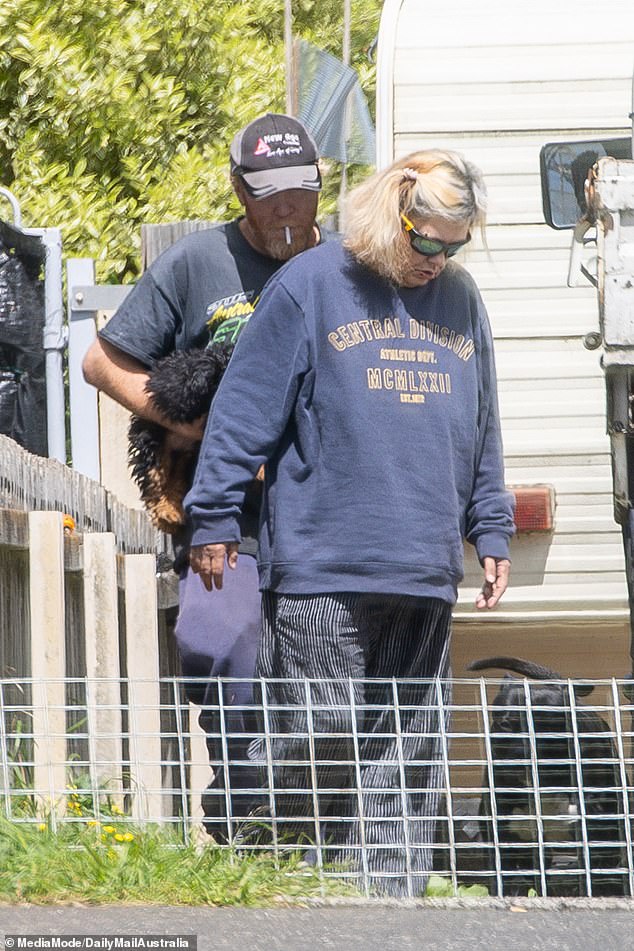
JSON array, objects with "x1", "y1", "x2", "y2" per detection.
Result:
[
  {"x1": 475, "y1": 557, "x2": 510, "y2": 609},
  {"x1": 190, "y1": 542, "x2": 239, "y2": 591}
]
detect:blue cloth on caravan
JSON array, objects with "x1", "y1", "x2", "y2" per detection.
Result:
[{"x1": 185, "y1": 240, "x2": 514, "y2": 604}]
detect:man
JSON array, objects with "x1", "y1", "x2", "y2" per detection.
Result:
[{"x1": 82, "y1": 113, "x2": 330, "y2": 841}]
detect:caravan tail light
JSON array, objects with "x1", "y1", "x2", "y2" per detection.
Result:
[{"x1": 509, "y1": 485, "x2": 555, "y2": 533}]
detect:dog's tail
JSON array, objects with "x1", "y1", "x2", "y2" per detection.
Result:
[
  {"x1": 467, "y1": 656, "x2": 594, "y2": 696},
  {"x1": 468, "y1": 656, "x2": 562, "y2": 679}
]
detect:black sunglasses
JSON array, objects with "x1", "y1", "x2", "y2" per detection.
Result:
[{"x1": 401, "y1": 214, "x2": 471, "y2": 258}]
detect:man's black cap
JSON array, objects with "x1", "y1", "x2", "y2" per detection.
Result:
[{"x1": 230, "y1": 113, "x2": 321, "y2": 200}]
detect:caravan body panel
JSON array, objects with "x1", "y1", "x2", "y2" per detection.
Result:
[{"x1": 377, "y1": 0, "x2": 634, "y2": 630}]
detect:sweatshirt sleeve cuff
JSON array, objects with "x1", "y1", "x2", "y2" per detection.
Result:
[
  {"x1": 190, "y1": 515, "x2": 241, "y2": 549},
  {"x1": 474, "y1": 532, "x2": 511, "y2": 565}
]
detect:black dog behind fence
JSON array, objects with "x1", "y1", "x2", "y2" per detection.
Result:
[
  {"x1": 463, "y1": 657, "x2": 631, "y2": 897},
  {"x1": 1, "y1": 673, "x2": 633, "y2": 898}
]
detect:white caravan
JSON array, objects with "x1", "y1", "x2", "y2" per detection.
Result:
[{"x1": 375, "y1": 0, "x2": 634, "y2": 678}]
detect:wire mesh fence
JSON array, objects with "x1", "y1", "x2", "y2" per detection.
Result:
[{"x1": 1, "y1": 674, "x2": 633, "y2": 899}]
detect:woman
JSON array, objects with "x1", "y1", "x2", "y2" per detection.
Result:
[{"x1": 185, "y1": 150, "x2": 514, "y2": 895}]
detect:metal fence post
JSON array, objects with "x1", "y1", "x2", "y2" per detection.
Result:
[
  {"x1": 66, "y1": 258, "x2": 99, "y2": 480},
  {"x1": 40, "y1": 228, "x2": 66, "y2": 464}
]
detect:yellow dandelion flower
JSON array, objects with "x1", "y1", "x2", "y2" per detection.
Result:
[
  {"x1": 122, "y1": 832, "x2": 134, "y2": 842},
  {"x1": 37, "y1": 823, "x2": 47, "y2": 831},
  {"x1": 103, "y1": 825, "x2": 115, "y2": 834},
  {"x1": 111, "y1": 804, "x2": 124, "y2": 816},
  {"x1": 87, "y1": 820, "x2": 100, "y2": 827},
  {"x1": 114, "y1": 833, "x2": 125, "y2": 842}
]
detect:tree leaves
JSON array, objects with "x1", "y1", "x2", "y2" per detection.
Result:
[{"x1": 0, "y1": 0, "x2": 382, "y2": 283}]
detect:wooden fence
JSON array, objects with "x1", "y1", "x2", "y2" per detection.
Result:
[{"x1": 0, "y1": 433, "x2": 210, "y2": 823}]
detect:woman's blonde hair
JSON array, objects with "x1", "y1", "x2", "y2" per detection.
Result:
[{"x1": 343, "y1": 149, "x2": 487, "y2": 285}]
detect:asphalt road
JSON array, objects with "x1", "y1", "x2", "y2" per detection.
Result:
[{"x1": 2, "y1": 900, "x2": 634, "y2": 951}]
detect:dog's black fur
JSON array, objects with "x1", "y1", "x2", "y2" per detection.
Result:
[
  {"x1": 128, "y1": 344, "x2": 232, "y2": 533},
  {"x1": 467, "y1": 656, "x2": 626, "y2": 896}
]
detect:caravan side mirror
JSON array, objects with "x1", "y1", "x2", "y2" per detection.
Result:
[{"x1": 540, "y1": 137, "x2": 631, "y2": 229}]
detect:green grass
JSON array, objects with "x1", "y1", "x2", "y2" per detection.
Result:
[
  {"x1": 0, "y1": 815, "x2": 356, "y2": 905},
  {"x1": 424, "y1": 875, "x2": 489, "y2": 899}
]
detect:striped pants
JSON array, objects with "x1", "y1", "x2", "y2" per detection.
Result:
[{"x1": 249, "y1": 591, "x2": 452, "y2": 897}]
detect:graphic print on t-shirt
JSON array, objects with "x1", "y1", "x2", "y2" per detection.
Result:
[{"x1": 206, "y1": 290, "x2": 260, "y2": 346}]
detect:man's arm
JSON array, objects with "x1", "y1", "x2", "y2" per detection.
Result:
[{"x1": 82, "y1": 337, "x2": 205, "y2": 442}]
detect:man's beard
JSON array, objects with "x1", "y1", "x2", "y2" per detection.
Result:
[{"x1": 260, "y1": 225, "x2": 315, "y2": 261}]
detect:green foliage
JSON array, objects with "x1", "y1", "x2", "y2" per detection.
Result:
[
  {"x1": 424, "y1": 874, "x2": 489, "y2": 899},
  {"x1": 0, "y1": 0, "x2": 382, "y2": 283}
]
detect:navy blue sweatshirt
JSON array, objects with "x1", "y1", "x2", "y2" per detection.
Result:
[{"x1": 185, "y1": 241, "x2": 514, "y2": 604}]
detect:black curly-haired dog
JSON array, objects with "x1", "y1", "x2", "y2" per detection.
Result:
[
  {"x1": 128, "y1": 344, "x2": 232, "y2": 534},
  {"x1": 468, "y1": 656, "x2": 626, "y2": 897}
]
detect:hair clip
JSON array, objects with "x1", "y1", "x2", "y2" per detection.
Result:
[{"x1": 401, "y1": 167, "x2": 418, "y2": 182}]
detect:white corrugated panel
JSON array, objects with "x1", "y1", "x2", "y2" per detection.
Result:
[
  {"x1": 396, "y1": 81, "x2": 631, "y2": 134},
  {"x1": 384, "y1": 0, "x2": 634, "y2": 620},
  {"x1": 393, "y1": 4, "x2": 634, "y2": 49},
  {"x1": 394, "y1": 43, "x2": 634, "y2": 83}
]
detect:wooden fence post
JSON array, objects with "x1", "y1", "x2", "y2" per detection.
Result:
[
  {"x1": 82, "y1": 532, "x2": 123, "y2": 804},
  {"x1": 124, "y1": 552, "x2": 163, "y2": 821},
  {"x1": 29, "y1": 510, "x2": 66, "y2": 817},
  {"x1": 188, "y1": 709, "x2": 211, "y2": 824}
]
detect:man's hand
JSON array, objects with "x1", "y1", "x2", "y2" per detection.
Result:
[
  {"x1": 190, "y1": 542, "x2": 239, "y2": 591},
  {"x1": 475, "y1": 557, "x2": 510, "y2": 610}
]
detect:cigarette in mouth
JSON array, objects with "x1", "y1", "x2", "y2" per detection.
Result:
[{"x1": 285, "y1": 226, "x2": 292, "y2": 245}]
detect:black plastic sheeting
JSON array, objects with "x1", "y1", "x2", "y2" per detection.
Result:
[{"x1": 0, "y1": 220, "x2": 47, "y2": 456}]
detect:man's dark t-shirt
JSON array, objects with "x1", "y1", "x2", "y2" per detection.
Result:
[{"x1": 100, "y1": 219, "x2": 285, "y2": 360}]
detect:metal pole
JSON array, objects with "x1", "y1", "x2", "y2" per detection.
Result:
[
  {"x1": 0, "y1": 187, "x2": 22, "y2": 227},
  {"x1": 67, "y1": 257, "x2": 100, "y2": 480},
  {"x1": 338, "y1": 0, "x2": 352, "y2": 224},
  {"x1": 631, "y1": 59, "x2": 634, "y2": 159},
  {"x1": 342, "y1": 0, "x2": 351, "y2": 66},
  {"x1": 284, "y1": 0, "x2": 293, "y2": 114},
  {"x1": 40, "y1": 228, "x2": 67, "y2": 463}
]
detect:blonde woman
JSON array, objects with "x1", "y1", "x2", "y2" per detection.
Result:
[{"x1": 185, "y1": 150, "x2": 514, "y2": 895}]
